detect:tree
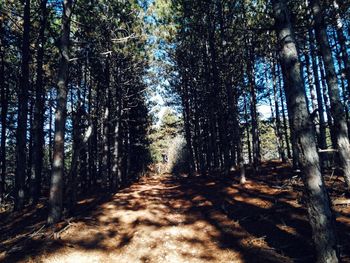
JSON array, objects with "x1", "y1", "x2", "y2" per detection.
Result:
[
  {"x1": 48, "y1": 0, "x2": 73, "y2": 224},
  {"x1": 31, "y1": 0, "x2": 48, "y2": 204},
  {"x1": 311, "y1": 0, "x2": 350, "y2": 188},
  {"x1": 272, "y1": 0, "x2": 338, "y2": 261},
  {"x1": 14, "y1": 0, "x2": 31, "y2": 210}
]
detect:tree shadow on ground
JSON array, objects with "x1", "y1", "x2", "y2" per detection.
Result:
[{"x1": 0, "y1": 162, "x2": 349, "y2": 262}]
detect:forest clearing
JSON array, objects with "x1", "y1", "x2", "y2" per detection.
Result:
[{"x1": 1, "y1": 0, "x2": 350, "y2": 262}]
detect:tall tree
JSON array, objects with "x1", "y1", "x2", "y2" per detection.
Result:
[
  {"x1": 0, "y1": 4, "x2": 7, "y2": 202},
  {"x1": 272, "y1": 0, "x2": 338, "y2": 261},
  {"x1": 14, "y1": 0, "x2": 31, "y2": 210},
  {"x1": 48, "y1": 0, "x2": 73, "y2": 224},
  {"x1": 30, "y1": 0, "x2": 48, "y2": 204},
  {"x1": 311, "y1": 0, "x2": 350, "y2": 188}
]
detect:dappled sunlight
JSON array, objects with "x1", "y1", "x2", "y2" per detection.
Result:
[{"x1": 1, "y1": 162, "x2": 350, "y2": 262}]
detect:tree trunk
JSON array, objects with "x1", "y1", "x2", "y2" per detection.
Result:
[
  {"x1": 272, "y1": 58, "x2": 286, "y2": 162},
  {"x1": 31, "y1": 0, "x2": 47, "y2": 204},
  {"x1": 277, "y1": 64, "x2": 292, "y2": 159},
  {"x1": 14, "y1": 0, "x2": 31, "y2": 210},
  {"x1": 331, "y1": 27, "x2": 350, "y2": 137},
  {"x1": 183, "y1": 83, "x2": 195, "y2": 176},
  {"x1": 66, "y1": 100, "x2": 82, "y2": 210},
  {"x1": 319, "y1": 58, "x2": 337, "y2": 150},
  {"x1": 308, "y1": 27, "x2": 328, "y2": 164},
  {"x1": 27, "y1": 98, "x2": 34, "y2": 193},
  {"x1": 247, "y1": 48, "x2": 260, "y2": 169},
  {"x1": 273, "y1": 1, "x2": 339, "y2": 262},
  {"x1": 243, "y1": 92, "x2": 252, "y2": 164},
  {"x1": 48, "y1": 0, "x2": 73, "y2": 224},
  {"x1": 102, "y1": 59, "x2": 111, "y2": 189},
  {"x1": 311, "y1": 0, "x2": 350, "y2": 188},
  {"x1": 333, "y1": 0, "x2": 350, "y2": 93},
  {"x1": 48, "y1": 90, "x2": 53, "y2": 170},
  {"x1": 0, "y1": 13, "x2": 7, "y2": 201}
]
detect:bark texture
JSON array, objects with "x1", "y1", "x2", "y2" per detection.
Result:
[
  {"x1": 14, "y1": 0, "x2": 31, "y2": 210},
  {"x1": 311, "y1": 0, "x2": 350, "y2": 188},
  {"x1": 273, "y1": 0, "x2": 339, "y2": 261},
  {"x1": 48, "y1": 0, "x2": 73, "y2": 224}
]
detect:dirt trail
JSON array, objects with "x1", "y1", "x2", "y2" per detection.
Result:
[
  {"x1": 1, "y1": 163, "x2": 350, "y2": 263},
  {"x1": 32, "y1": 174, "x2": 244, "y2": 263}
]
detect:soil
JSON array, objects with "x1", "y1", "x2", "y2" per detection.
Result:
[{"x1": 0, "y1": 161, "x2": 349, "y2": 263}]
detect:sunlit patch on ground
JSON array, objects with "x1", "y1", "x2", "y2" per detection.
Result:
[{"x1": 1, "y1": 162, "x2": 350, "y2": 262}]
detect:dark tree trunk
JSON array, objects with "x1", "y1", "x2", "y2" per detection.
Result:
[
  {"x1": 48, "y1": 0, "x2": 73, "y2": 224},
  {"x1": 333, "y1": 0, "x2": 350, "y2": 93},
  {"x1": 308, "y1": 28, "x2": 328, "y2": 165},
  {"x1": 31, "y1": 0, "x2": 48, "y2": 204},
  {"x1": 182, "y1": 79, "x2": 195, "y2": 176},
  {"x1": 247, "y1": 48, "x2": 260, "y2": 169},
  {"x1": 102, "y1": 59, "x2": 111, "y2": 189},
  {"x1": 277, "y1": 64, "x2": 292, "y2": 159},
  {"x1": 273, "y1": 1, "x2": 339, "y2": 262},
  {"x1": 67, "y1": 99, "x2": 82, "y2": 210},
  {"x1": 272, "y1": 58, "x2": 286, "y2": 162},
  {"x1": 311, "y1": 0, "x2": 350, "y2": 188},
  {"x1": 14, "y1": 0, "x2": 31, "y2": 210},
  {"x1": 319, "y1": 58, "x2": 337, "y2": 150},
  {"x1": 331, "y1": 28, "x2": 350, "y2": 138},
  {"x1": 0, "y1": 14, "x2": 7, "y2": 201}
]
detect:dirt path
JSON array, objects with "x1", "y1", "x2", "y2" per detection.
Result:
[
  {"x1": 1, "y1": 164, "x2": 350, "y2": 262},
  {"x1": 31, "y1": 174, "x2": 244, "y2": 263}
]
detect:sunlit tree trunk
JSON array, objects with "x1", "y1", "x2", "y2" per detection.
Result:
[
  {"x1": 48, "y1": 0, "x2": 73, "y2": 224},
  {"x1": 273, "y1": 1, "x2": 339, "y2": 261},
  {"x1": 243, "y1": 92, "x2": 252, "y2": 164}
]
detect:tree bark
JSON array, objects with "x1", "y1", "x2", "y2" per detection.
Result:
[
  {"x1": 308, "y1": 28, "x2": 328, "y2": 163},
  {"x1": 0, "y1": 12, "x2": 7, "y2": 201},
  {"x1": 243, "y1": 92, "x2": 252, "y2": 164},
  {"x1": 247, "y1": 47, "x2": 260, "y2": 169},
  {"x1": 311, "y1": 0, "x2": 350, "y2": 188},
  {"x1": 277, "y1": 64, "x2": 292, "y2": 159},
  {"x1": 31, "y1": 0, "x2": 48, "y2": 204},
  {"x1": 14, "y1": 0, "x2": 31, "y2": 210},
  {"x1": 273, "y1": 1, "x2": 339, "y2": 262},
  {"x1": 332, "y1": 0, "x2": 350, "y2": 93},
  {"x1": 272, "y1": 58, "x2": 286, "y2": 162},
  {"x1": 48, "y1": 0, "x2": 73, "y2": 224}
]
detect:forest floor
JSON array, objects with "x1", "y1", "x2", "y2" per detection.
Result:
[{"x1": 0, "y1": 161, "x2": 350, "y2": 263}]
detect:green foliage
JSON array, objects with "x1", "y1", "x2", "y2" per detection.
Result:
[
  {"x1": 259, "y1": 120, "x2": 280, "y2": 161},
  {"x1": 149, "y1": 108, "x2": 183, "y2": 162}
]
